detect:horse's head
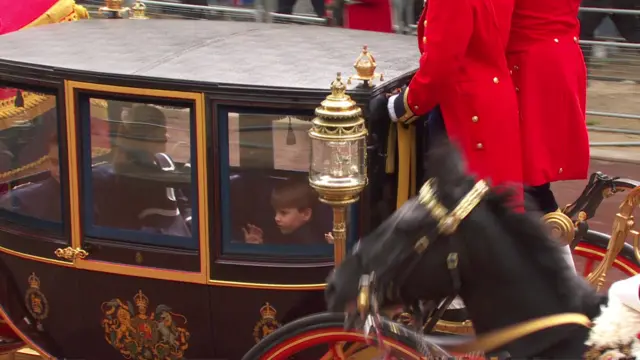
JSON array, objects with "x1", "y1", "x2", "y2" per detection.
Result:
[{"x1": 326, "y1": 140, "x2": 487, "y2": 312}]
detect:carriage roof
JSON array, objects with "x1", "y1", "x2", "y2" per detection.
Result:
[{"x1": 0, "y1": 19, "x2": 419, "y2": 92}]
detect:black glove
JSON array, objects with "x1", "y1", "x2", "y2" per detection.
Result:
[{"x1": 367, "y1": 93, "x2": 392, "y2": 129}]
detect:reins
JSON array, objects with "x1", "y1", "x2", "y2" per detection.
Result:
[{"x1": 448, "y1": 312, "x2": 592, "y2": 354}]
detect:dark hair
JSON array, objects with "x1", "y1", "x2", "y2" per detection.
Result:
[{"x1": 271, "y1": 180, "x2": 318, "y2": 211}]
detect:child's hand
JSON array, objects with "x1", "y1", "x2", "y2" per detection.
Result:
[
  {"x1": 242, "y1": 224, "x2": 264, "y2": 244},
  {"x1": 325, "y1": 232, "x2": 334, "y2": 244}
]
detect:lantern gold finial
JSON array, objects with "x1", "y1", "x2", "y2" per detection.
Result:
[
  {"x1": 130, "y1": 1, "x2": 149, "y2": 19},
  {"x1": 330, "y1": 72, "x2": 347, "y2": 98},
  {"x1": 347, "y1": 45, "x2": 384, "y2": 87},
  {"x1": 316, "y1": 73, "x2": 362, "y2": 121}
]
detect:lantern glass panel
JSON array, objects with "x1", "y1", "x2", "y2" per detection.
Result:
[{"x1": 309, "y1": 136, "x2": 366, "y2": 188}]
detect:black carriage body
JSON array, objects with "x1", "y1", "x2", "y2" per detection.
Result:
[{"x1": 0, "y1": 20, "x2": 418, "y2": 360}]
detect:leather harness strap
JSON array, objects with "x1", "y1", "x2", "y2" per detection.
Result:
[
  {"x1": 448, "y1": 312, "x2": 592, "y2": 354},
  {"x1": 387, "y1": 122, "x2": 417, "y2": 209}
]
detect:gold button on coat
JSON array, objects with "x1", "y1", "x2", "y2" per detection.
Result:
[
  {"x1": 423, "y1": 36, "x2": 427, "y2": 44},
  {"x1": 554, "y1": 38, "x2": 559, "y2": 43},
  {"x1": 424, "y1": 20, "x2": 427, "y2": 27},
  {"x1": 471, "y1": 116, "x2": 478, "y2": 123},
  {"x1": 559, "y1": 168, "x2": 563, "y2": 174},
  {"x1": 476, "y1": 143, "x2": 484, "y2": 149},
  {"x1": 493, "y1": 77, "x2": 499, "y2": 84}
]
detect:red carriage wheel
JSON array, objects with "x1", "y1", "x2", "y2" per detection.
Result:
[
  {"x1": 572, "y1": 230, "x2": 640, "y2": 285},
  {"x1": 243, "y1": 312, "x2": 484, "y2": 360}
]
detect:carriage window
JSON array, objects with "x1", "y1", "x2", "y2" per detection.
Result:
[
  {"x1": 80, "y1": 97, "x2": 197, "y2": 249},
  {"x1": 0, "y1": 86, "x2": 62, "y2": 229},
  {"x1": 220, "y1": 107, "x2": 349, "y2": 257}
]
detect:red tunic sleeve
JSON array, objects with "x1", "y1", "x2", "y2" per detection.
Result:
[{"x1": 392, "y1": 0, "x2": 474, "y2": 123}]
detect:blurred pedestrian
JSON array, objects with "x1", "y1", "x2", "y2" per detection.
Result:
[
  {"x1": 580, "y1": 0, "x2": 640, "y2": 72},
  {"x1": 344, "y1": 0, "x2": 393, "y2": 32},
  {"x1": 277, "y1": 0, "x2": 325, "y2": 18}
]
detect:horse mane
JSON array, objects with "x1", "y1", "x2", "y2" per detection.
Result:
[{"x1": 423, "y1": 140, "x2": 600, "y2": 312}]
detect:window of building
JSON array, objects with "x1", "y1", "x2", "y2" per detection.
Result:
[
  {"x1": 0, "y1": 86, "x2": 63, "y2": 229},
  {"x1": 79, "y1": 96, "x2": 198, "y2": 249}
]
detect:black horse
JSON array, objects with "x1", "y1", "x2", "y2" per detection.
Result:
[{"x1": 325, "y1": 140, "x2": 607, "y2": 358}]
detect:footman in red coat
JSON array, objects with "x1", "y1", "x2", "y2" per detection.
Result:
[
  {"x1": 388, "y1": 0, "x2": 523, "y2": 203},
  {"x1": 507, "y1": 0, "x2": 589, "y2": 214}
]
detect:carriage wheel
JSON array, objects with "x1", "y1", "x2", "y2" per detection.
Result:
[
  {"x1": 572, "y1": 230, "x2": 640, "y2": 282},
  {"x1": 242, "y1": 312, "x2": 482, "y2": 360}
]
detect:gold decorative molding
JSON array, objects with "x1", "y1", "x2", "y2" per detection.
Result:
[
  {"x1": 0, "y1": 92, "x2": 55, "y2": 122},
  {"x1": 23, "y1": 0, "x2": 90, "y2": 31}
]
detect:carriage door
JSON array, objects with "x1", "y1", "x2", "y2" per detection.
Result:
[{"x1": 63, "y1": 81, "x2": 214, "y2": 358}]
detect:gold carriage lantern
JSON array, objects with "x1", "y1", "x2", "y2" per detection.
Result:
[
  {"x1": 309, "y1": 73, "x2": 368, "y2": 266},
  {"x1": 99, "y1": 0, "x2": 130, "y2": 18}
]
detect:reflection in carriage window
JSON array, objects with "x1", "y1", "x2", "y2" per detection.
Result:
[
  {"x1": 0, "y1": 87, "x2": 62, "y2": 227},
  {"x1": 221, "y1": 109, "x2": 348, "y2": 257},
  {"x1": 81, "y1": 97, "x2": 197, "y2": 249}
]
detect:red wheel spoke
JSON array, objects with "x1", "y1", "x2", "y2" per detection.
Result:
[
  {"x1": 320, "y1": 341, "x2": 346, "y2": 360},
  {"x1": 583, "y1": 257, "x2": 596, "y2": 277}
]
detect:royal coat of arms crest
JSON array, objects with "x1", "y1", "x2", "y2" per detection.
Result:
[
  {"x1": 253, "y1": 302, "x2": 282, "y2": 343},
  {"x1": 24, "y1": 272, "x2": 48, "y2": 331},
  {"x1": 101, "y1": 290, "x2": 190, "y2": 359}
]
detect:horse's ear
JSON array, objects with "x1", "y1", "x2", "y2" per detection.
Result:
[{"x1": 424, "y1": 138, "x2": 468, "y2": 183}]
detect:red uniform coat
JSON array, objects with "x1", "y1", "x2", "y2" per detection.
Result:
[
  {"x1": 392, "y1": 0, "x2": 523, "y2": 189},
  {"x1": 507, "y1": 0, "x2": 589, "y2": 186},
  {"x1": 344, "y1": 0, "x2": 393, "y2": 33}
]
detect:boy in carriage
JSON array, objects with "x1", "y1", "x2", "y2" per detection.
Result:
[{"x1": 242, "y1": 179, "x2": 333, "y2": 245}]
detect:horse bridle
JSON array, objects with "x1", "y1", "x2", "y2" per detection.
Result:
[{"x1": 356, "y1": 178, "x2": 490, "y2": 333}]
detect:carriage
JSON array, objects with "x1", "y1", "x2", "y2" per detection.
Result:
[{"x1": 0, "y1": 3, "x2": 638, "y2": 360}]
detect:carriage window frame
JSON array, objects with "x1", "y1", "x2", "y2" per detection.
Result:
[
  {"x1": 217, "y1": 105, "x2": 358, "y2": 258},
  {"x1": 0, "y1": 82, "x2": 67, "y2": 234},
  {"x1": 77, "y1": 93, "x2": 200, "y2": 250}
]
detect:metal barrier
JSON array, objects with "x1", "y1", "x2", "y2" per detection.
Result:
[{"x1": 137, "y1": 0, "x2": 325, "y2": 23}]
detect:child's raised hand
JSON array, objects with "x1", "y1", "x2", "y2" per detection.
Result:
[
  {"x1": 242, "y1": 224, "x2": 264, "y2": 244},
  {"x1": 324, "y1": 232, "x2": 334, "y2": 244}
]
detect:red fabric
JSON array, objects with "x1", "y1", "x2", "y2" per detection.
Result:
[
  {"x1": 0, "y1": 0, "x2": 59, "y2": 35},
  {"x1": 506, "y1": 0, "x2": 589, "y2": 186},
  {"x1": 345, "y1": 0, "x2": 393, "y2": 33},
  {"x1": 408, "y1": 0, "x2": 523, "y2": 191},
  {"x1": 0, "y1": 88, "x2": 17, "y2": 102}
]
